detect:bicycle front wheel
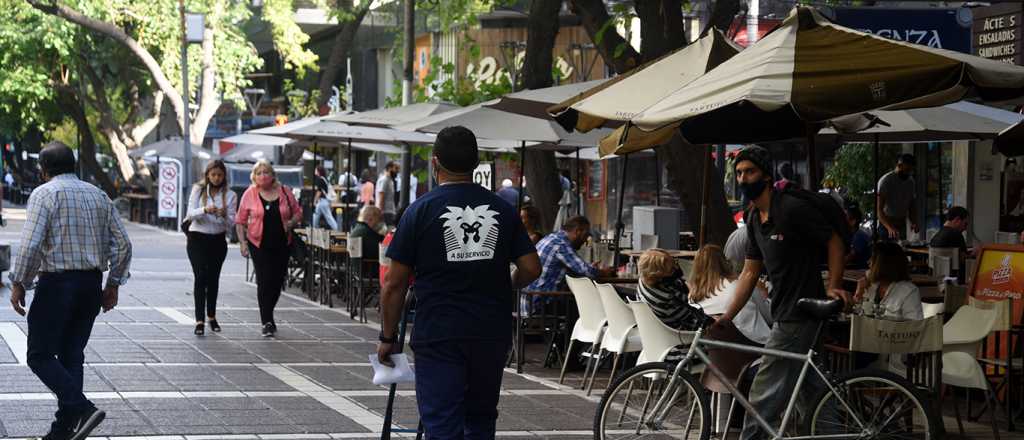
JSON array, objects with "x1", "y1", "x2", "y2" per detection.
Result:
[
  {"x1": 594, "y1": 362, "x2": 711, "y2": 440},
  {"x1": 806, "y1": 369, "x2": 940, "y2": 440}
]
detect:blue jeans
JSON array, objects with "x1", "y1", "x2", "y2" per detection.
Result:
[
  {"x1": 413, "y1": 340, "x2": 509, "y2": 440},
  {"x1": 26, "y1": 270, "x2": 103, "y2": 430},
  {"x1": 313, "y1": 198, "x2": 338, "y2": 230}
]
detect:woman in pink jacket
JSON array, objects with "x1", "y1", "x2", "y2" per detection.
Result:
[{"x1": 235, "y1": 160, "x2": 302, "y2": 337}]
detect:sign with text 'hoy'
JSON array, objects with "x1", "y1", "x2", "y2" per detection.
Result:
[
  {"x1": 158, "y1": 159, "x2": 181, "y2": 219},
  {"x1": 473, "y1": 163, "x2": 494, "y2": 191}
]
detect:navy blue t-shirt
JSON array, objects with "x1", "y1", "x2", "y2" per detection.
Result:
[{"x1": 385, "y1": 182, "x2": 535, "y2": 345}]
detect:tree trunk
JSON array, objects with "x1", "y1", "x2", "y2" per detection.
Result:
[
  {"x1": 521, "y1": 0, "x2": 564, "y2": 231},
  {"x1": 700, "y1": 0, "x2": 741, "y2": 37},
  {"x1": 566, "y1": 0, "x2": 641, "y2": 73},
  {"x1": 522, "y1": 0, "x2": 562, "y2": 91},
  {"x1": 316, "y1": 1, "x2": 372, "y2": 111},
  {"x1": 524, "y1": 149, "x2": 563, "y2": 231},
  {"x1": 56, "y1": 86, "x2": 117, "y2": 197},
  {"x1": 634, "y1": 0, "x2": 686, "y2": 62}
]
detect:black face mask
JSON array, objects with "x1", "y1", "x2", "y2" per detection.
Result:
[
  {"x1": 897, "y1": 171, "x2": 911, "y2": 180},
  {"x1": 739, "y1": 179, "x2": 768, "y2": 202}
]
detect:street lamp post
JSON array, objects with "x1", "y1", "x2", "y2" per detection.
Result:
[{"x1": 180, "y1": 2, "x2": 204, "y2": 227}]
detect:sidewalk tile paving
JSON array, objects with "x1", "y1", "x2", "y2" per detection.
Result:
[{"x1": 0, "y1": 211, "x2": 1014, "y2": 439}]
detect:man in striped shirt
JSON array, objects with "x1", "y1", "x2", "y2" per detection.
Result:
[{"x1": 9, "y1": 142, "x2": 132, "y2": 440}]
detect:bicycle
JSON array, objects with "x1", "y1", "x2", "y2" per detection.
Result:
[{"x1": 594, "y1": 298, "x2": 941, "y2": 440}]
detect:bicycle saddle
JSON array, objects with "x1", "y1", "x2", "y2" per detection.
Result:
[{"x1": 796, "y1": 298, "x2": 844, "y2": 320}]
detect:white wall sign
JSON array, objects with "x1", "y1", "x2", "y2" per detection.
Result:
[
  {"x1": 158, "y1": 159, "x2": 181, "y2": 219},
  {"x1": 473, "y1": 163, "x2": 494, "y2": 190}
]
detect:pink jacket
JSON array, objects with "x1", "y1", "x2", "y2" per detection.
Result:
[{"x1": 235, "y1": 185, "x2": 302, "y2": 248}]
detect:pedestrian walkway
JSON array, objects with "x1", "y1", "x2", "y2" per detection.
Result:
[{"x1": 0, "y1": 209, "x2": 599, "y2": 439}]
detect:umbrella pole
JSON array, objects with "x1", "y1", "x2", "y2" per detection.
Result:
[
  {"x1": 807, "y1": 129, "x2": 819, "y2": 191},
  {"x1": 346, "y1": 138, "x2": 353, "y2": 233},
  {"x1": 700, "y1": 147, "x2": 711, "y2": 247},
  {"x1": 518, "y1": 142, "x2": 525, "y2": 212},
  {"x1": 576, "y1": 147, "x2": 582, "y2": 215},
  {"x1": 613, "y1": 154, "x2": 630, "y2": 267},
  {"x1": 655, "y1": 152, "x2": 661, "y2": 207},
  {"x1": 873, "y1": 134, "x2": 880, "y2": 243}
]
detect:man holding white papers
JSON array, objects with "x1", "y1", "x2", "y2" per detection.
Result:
[{"x1": 377, "y1": 126, "x2": 541, "y2": 440}]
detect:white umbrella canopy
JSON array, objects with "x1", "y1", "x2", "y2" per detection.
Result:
[
  {"x1": 818, "y1": 101, "x2": 1024, "y2": 143},
  {"x1": 249, "y1": 116, "x2": 328, "y2": 135},
  {"x1": 219, "y1": 133, "x2": 293, "y2": 147},
  {"x1": 325, "y1": 103, "x2": 459, "y2": 127},
  {"x1": 399, "y1": 99, "x2": 614, "y2": 149},
  {"x1": 484, "y1": 79, "x2": 610, "y2": 119},
  {"x1": 284, "y1": 121, "x2": 437, "y2": 146},
  {"x1": 619, "y1": 6, "x2": 1024, "y2": 148}
]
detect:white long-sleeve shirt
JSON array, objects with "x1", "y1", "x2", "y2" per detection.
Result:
[{"x1": 187, "y1": 185, "x2": 238, "y2": 235}]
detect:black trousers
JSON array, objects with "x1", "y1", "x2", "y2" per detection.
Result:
[
  {"x1": 250, "y1": 242, "x2": 289, "y2": 325},
  {"x1": 27, "y1": 271, "x2": 102, "y2": 430},
  {"x1": 186, "y1": 232, "x2": 228, "y2": 322}
]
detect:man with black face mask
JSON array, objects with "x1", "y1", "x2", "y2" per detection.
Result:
[
  {"x1": 718, "y1": 145, "x2": 850, "y2": 440},
  {"x1": 877, "y1": 154, "x2": 918, "y2": 241}
]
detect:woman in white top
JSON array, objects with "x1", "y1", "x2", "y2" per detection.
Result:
[
  {"x1": 186, "y1": 160, "x2": 238, "y2": 336},
  {"x1": 854, "y1": 242, "x2": 923, "y2": 321},
  {"x1": 688, "y1": 245, "x2": 772, "y2": 345}
]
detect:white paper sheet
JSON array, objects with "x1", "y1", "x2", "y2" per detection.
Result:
[{"x1": 369, "y1": 353, "x2": 415, "y2": 385}]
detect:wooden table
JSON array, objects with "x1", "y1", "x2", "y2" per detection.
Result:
[{"x1": 620, "y1": 249, "x2": 698, "y2": 259}]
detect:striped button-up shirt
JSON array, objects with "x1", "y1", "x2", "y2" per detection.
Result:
[
  {"x1": 526, "y1": 230, "x2": 597, "y2": 292},
  {"x1": 10, "y1": 174, "x2": 132, "y2": 290}
]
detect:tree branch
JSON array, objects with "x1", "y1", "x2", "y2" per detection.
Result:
[
  {"x1": 26, "y1": 0, "x2": 187, "y2": 136},
  {"x1": 315, "y1": 0, "x2": 372, "y2": 110},
  {"x1": 566, "y1": 0, "x2": 640, "y2": 75},
  {"x1": 700, "y1": 0, "x2": 741, "y2": 38}
]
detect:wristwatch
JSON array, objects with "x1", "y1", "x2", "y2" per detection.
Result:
[{"x1": 378, "y1": 331, "x2": 397, "y2": 344}]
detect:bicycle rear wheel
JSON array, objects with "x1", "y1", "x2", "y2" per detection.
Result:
[
  {"x1": 594, "y1": 362, "x2": 711, "y2": 440},
  {"x1": 806, "y1": 369, "x2": 940, "y2": 440}
]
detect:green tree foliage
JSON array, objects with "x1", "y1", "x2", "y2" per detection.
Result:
[{"x1": 824, "y1": 143, "x2": 900, "y2": 215}]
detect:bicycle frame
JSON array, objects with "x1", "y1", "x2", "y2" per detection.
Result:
[{"x1": 644, "y1": 326, "x2": 868, "y2": 440}]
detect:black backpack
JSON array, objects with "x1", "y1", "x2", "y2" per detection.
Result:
[{"x1": 747, "y1": 182, "x2": 852, "y2": 264}]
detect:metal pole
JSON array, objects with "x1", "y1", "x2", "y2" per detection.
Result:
[
  {"x1": 872, "y1": 133, "x2": 880, "y2": 243},
  {"x1": 575, "y1": 147, "x2": 581, "y2": 215},
  {"x1": 400, "y1": 142, "x2": 411, "y2": 211},
  {"x1": 346, "y1": 139, "x2": 353, "y2": 232},
  {"x1": 700, "y1": 147, "x2": 711, "y2": 247},
  {"x1": 613, "y1": 155, "x2": 630, "y2": 266},
  {"x1": 517, "y1": 142, "x2": 525, "y2": 211},
  {"x1": 655, "y1": 152, "x2": 661, "y2": 207},
  {"x1": 179, "y1": 0, "x2": 191, "y2": 229},
  {"x1": 807, "y1": 128, "x2": 818, "y2": 191},
  {"x1": 401, "y1": 0, "x2": 414, "y2": 105}
]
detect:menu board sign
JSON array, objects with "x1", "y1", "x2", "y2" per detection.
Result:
[{"x1": 973, "y1": 3, "x2": 1024, "y2": 65}]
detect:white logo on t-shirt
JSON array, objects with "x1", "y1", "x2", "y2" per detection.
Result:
[{"x1": 441, "y1": 204, "x2": 500, "y2": 262}]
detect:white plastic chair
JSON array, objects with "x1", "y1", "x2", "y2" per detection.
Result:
[
  {"x1": 559, "y1": 276, "x2": 607, "y2": 387},
  {"x1": 921, "y1": 303, "x2": 945, "y2": 319},
  {"x1": 942, "y1": 303, "x2": 1004, "y2": 439},
  {"x1": 629, "y1": 301, "x2": 695, "y2": 366},
  {"x1": 585, "y1": 283, "x2": 642, "y2": 395}
]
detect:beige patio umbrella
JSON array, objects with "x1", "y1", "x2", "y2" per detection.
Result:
[
  {"x1": 612, "y1": 6, "x2": 1024, "y2": 154},
  {"x1": 546, "y1": 29, "x2": 742, "y2": 155}
]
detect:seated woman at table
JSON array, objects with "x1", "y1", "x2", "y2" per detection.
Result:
[
  {"x1": 687, "y1": 245, "x2": 772, "y2": 346},
  {"x1": 854, "y1": 242, "x2": 923, "y2": 321},
  {"x1": 637, "y1": 248, "x2": 765, "y2": 393}
]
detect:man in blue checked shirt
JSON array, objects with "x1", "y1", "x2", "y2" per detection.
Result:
[
  {"x1": 9, "y1": 142, "x2": 132, "y2": 440},
  {"x1": 526, "y1": 215, "x2": 615, "y2": 293}
]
